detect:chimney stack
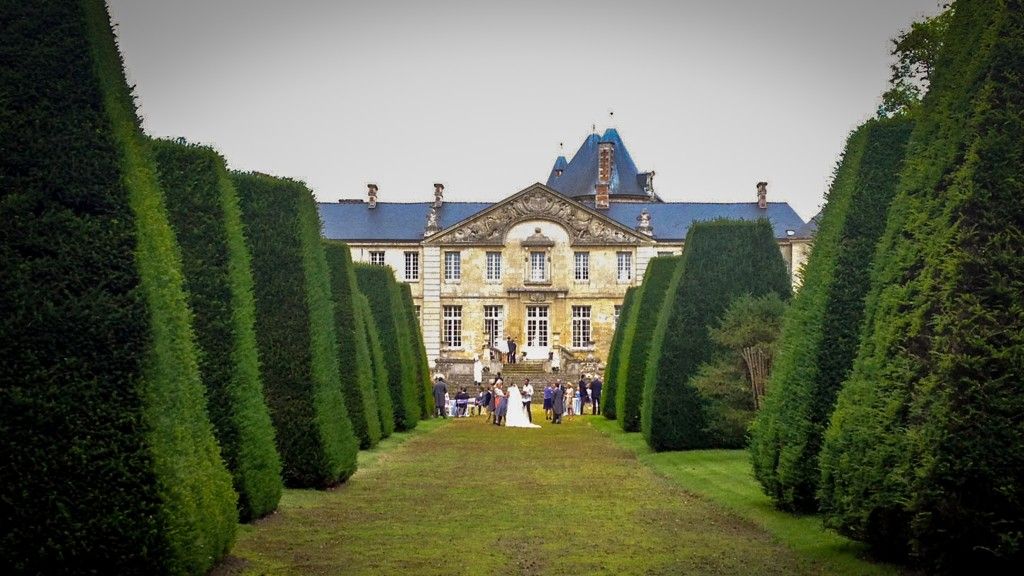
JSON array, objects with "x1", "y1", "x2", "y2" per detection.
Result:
[
  {"x1": 595, "y1": 141, "x2": 614, "y2": 209},
  {"x1": 367, "y1": 183, "x2": 378, "y2": 209},
  {"x1": 433, "y1": 183, "x2": 444, "y2": 208},
  {"x1": 756, "y1": 181, "x2": 768, "y2": 209}
]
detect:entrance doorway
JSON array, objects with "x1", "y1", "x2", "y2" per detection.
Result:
[{"x1": 524, "y1": 305, "x2": 550, "y2": 360}]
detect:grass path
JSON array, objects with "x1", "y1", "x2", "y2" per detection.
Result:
[{"x1": 221, "y1": 416, "x2": 831, "y2": 575}]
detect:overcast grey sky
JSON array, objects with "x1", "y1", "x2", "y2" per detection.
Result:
[{"x1": 108, "y1": 0, "x2": 942, "y2": 220}]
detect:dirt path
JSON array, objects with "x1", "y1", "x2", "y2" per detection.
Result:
[{"x1": 222, "y1": 416, "x2": 819, "y2": 575}]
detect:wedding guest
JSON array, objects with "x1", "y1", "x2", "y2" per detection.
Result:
[
  {"x1": 455, "y1": 388, "x2": 470, "y2": 417},
  {"x1": 590, "y1": 376, "x2": 603, "y2": 415},
  {"x1": 493, "y1": 383, "x2": 507, "y2": 426},
  {"x1": 551, "y1": 380, "x2": 565, "y2": 424},
  {"x1": 432, "y1": 376, "x2": 448, "y2": 419},
  {"x1": 566, "y1": 383, "x2": 576, "y2": 419},
  {"x1": 505, "y1": 337, "x2": 514, "y2": 363},
  {"x1": 543, "y1": 382, "x2": 554, "y2": 420},
  {"x1": 480, "y1": 385, "x2": 493, "y2": 419},
  {"x1": 579, "y1": 375, "x2": 591, "y2": 413},
  {"x1": 521, "y1": 378, "x2": 534, "y2": 423}
]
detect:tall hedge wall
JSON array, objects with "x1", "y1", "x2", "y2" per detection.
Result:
[
  {"x1": 234, "y1": 172, "x2": 358, "y2": 487},
  {"x1": 642, "y1": 220, "x2": 791, "y2": 451},
  {"x1": 819, "y1": 1, "x2": 1024, "y2": 570},
  {"x1": 399, "y1": 283, "x2": 434, "y2": 419},
  {"x1": 748, "y1": 117, "x2": 913, "y2": 512},
  {"x1": 355, "y1": 264, "x2": 420, "y2": 431},
  {"x1": 601, "y1": 286, "x2": 638, "y2": 420},
  {"x1": 616, "y1": 256, "x2": 681, "y2": 432},
  {"x1": 323, "y1": 242, "x2": 382, "y2": 449},
  {"x1": 152, "y1": 139, "x2": 283, "y2": 522},
  {"x1": 0, "y1": 1, "x2": 237, "y2": 572},
  {"x1": 356, "y1": 293, "x2": 395, "y2": 438}
]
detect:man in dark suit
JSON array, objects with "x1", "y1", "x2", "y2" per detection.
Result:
[
  {"x1": 551, "y1": 380, "x2": 565, "y2": 424},
  {"x1": 590, "y1": 376, "x2": 603, "y2": 415},
  {"x1": 432, "y1": 376, "x2": 448, "y2": 418},
  {"x1": 508, "y1": 338, "x2": 518, "y2": 364}
]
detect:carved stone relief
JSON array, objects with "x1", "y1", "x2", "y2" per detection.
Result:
[{"x1": 435, "y1": 188, "x2": 647, "y2": 246}]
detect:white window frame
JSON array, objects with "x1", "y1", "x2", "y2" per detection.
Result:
[
  {"x1": 404, "y1": 251, "x2": 419, "y2": 281},
  {"x1": 574, "y1": 251, "x2": 590, "y2": 282},
  {"x1": 526, "y1": 305, "x2": 549, "y2": 347},
  {"x1": 572, "y1": 306, "x2": 592, "y2": 348},
  {"x1": 483, "y1": 305, "x2": 504, "y2": 348},
  {"x1": 616, "y1": 251, "x2": 633, "y2": 282},
  {"x1": 486, "y1": 251, "x2": 502, "y2": 282},
  {"x1": 369, "y1": 251, "x2": 385, "y2": 266},
  {"x1": 529, "y1": 251, "x2": 547, "y2": 282},
  {"x1": 444, "y1": 251, "x2": 461, "y2": 281},
  {"x1": 443, "y1": 305, "x2": 462, "y2": 348}
]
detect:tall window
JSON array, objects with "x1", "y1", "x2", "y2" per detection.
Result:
[
  {"x1": 443, "y1": 305, "x2": 462, "y2": 347},
  {"x1": 526, "y1": 306, "x2": 549, "y2": 347},
  {"x1": 572, "y1": 306, "x2": 592, "y2": 348},
  {"x1": 486, "y1": 252, "x2": 502, "y2": 281},
  {"x1": 574, "y1": 252, "x2": 590, "y2": 281},
  {"x1": 529, "y1": 251, "x2": 547, "y2": 282},
  {"x1": 483, "y1": 305, "x2": 504, "y2": 348},
  {"x1": 444, "y1": 251, "x2": 461, "y2": 281},
  {"x1": 617, "y1": 251, "x2": 633, "y2": 281},
  {"x1": 404, "y1": 251, "x2": 419, "y2": 281},
  {"x1": 369, "y1": 251, "x2": 385, "y2": 266}
]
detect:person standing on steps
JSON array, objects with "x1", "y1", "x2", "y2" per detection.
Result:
[
  {"x1": 507, "y1": 337, "x2": 518, "y2": 364},
  {"x1": 432, "y1": 376, "x2": 448, "y2": 419},
  {"x1": 522, "y1": 378, "x2": 534, "y2": 423},
  {"x1": 551, "y1": 379, "x2": 565, "y2": 424},
  {"x1": 590, "y1": 375, "x2": 602, "y2": 416}
]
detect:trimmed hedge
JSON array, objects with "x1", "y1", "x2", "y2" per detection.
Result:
[
  {"x1": 396, "y1": 283, "x2": 432, "y2": 419},
  {"x1": 819, "y1": 1, "x2": 1024, "y2": 570},
  {"x1": 323, "y1": 242, "x2": 382, "y2": 449},
  {"x1": 602, "y1": 286, "x2": 638, "y2": 420},
  {"x1": 616, "y1": 257, "x2": 681, "y2": 432},
  {"x1": 642, "y1": 220, "x2": 790, "y2": 451},
  {"x1": 356, "y1": 293, "x2": 395, "y2": 438},
  {"x1": 234, "y1": 172, "x2": 358, "y2": 487},
  {"x1": 153, "y1": 139, "x2": 283, "y2": 522},
  {"x1": 749, "y1": 117, "x2": 913, "y2": 512},
  {"x1": 0, "y1": 1, "x2": 237, "y2": 572},
  {"x1": 355, "y1": 263, "x2": 420, "y2": 431}
]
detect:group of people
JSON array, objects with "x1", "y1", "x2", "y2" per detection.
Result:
[
  {"x1": 490, "y1": 336, "x2": 520, "y2": 363},
  {"x1": 477, "y1": 375, "x2": 538, "y2": 428},
  {"x1": 432, "y1": 372, "x2": 604, "y2": 425},
  {"x1": 540, "y1": 374, "x2": 603, "y2": 422}
]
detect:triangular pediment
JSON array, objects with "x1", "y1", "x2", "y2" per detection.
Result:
[{"x1": 425, "y1": 183, "x2": 652, "y2": 246}]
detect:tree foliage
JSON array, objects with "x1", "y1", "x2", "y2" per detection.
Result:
[
  {"x1": 749, "y1": 117, "x2": 913, "y2": 512},
  {"x1": 0, "y1": 1, "x2": 236, "y2": 571},
  {"x1": 642, "y1": 220, "x2": 790, "y2": 451},
  {"x1": 355, "y1": 293, "x2": 395, "y2": 438},
  {"x1": 819, "y1": 1, "x2": 1024, "y2": 569},
  {"x1": 879, "y1": 5, "x2": 954, "y2": 117},
  {"x1": 601, "y1": 286, "x2": 638, "y2": 420}
]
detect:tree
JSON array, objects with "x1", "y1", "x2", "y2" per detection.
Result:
[{"x1": 878, "y1": 5, "x2": 953, "y2": 117}]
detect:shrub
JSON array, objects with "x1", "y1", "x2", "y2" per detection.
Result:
[
  {"x1": 748, "y1": 117, "x2": 913, "y2": 512},
  {"x1": 691, "y1": 294, "x2": 786, "y2": 448},
  {"x1": 819, "y1": 1, "x2": 1024, "y2": 569},
  {"x1": 601, "y1": 286, "x2": 638, "y2": 420},
  {"x1": 616, "y1": 257, "x2": 681, "y2": 432},
  {"x1": 398, "y1": 283, "x2": 433, "y2": 419},
  {"x1": 354, "y1": 264, "x2": 420, "y2": 431},
  {"x1": 152, "y1": 139, "x2": 283, "y2": 521},
  {"x1": 355, "y1": 293, "x2": 395, "y2": 438},
  {"x1": 323, "y1": 242, "x2": 382, "y2": 449},
  {"x1": 642, "y1": 220, "x2": 790, "y2": 451},
  {"x1": 0, "y1": 1, "x2": 236, "y2": 572},
  {"x1": 234, "y1": 172, "x2": 358, "y2": 487}
]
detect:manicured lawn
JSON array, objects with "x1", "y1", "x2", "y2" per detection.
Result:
[
  {"x1": 590, "y1": 419, "x2": 906, "y2": 576},
  {"x1": 218, "y1": 415, "x2": 826, "y2": 575}
]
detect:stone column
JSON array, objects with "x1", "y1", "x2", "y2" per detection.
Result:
[{"x1": 422, "y1": 246, "x2": 442, "y2": 364}]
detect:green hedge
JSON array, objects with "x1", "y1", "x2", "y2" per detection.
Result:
[
  {"x1": 323, "y1": 242, "x2": 382, "y2": 449},
  {"x1": 601, "y1": 286, "x2": 638, "y2": 420},
  {"x1": 642, "y1": 220, "x2": 790, "y2": 451},
  {"x1": 234, "y1": 172, "x2": 358, "y2": 487},
  {"x1": 748, "y1": 117, "x2": 913, "y2": 512},
  {"x1": 0, "y1": 1, "x2": 237, "y2": 572},
  {"x1": 355, "y1": 264, "x2": 420, "y2": 431},
  {"x1": 819, "y1": 1, "x2": 1024, "y2": 570},
  {"x1": 152, "y1": 139, "x2": 283, "y2": 522},
  {"x1": 399, "y1": 283, "x2": 434, "y2": 420},
  {"x1": 616, "y1": 257, "x2": 681, "y2": 431},
  {"x1": 355, "y1": 293, "x2": 395, "y2": 438}
]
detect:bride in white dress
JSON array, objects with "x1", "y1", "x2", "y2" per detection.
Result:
[{"x1": 505, "y1": 383, "x2": 540, "y2": 428}]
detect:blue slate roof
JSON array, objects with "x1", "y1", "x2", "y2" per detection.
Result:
[
  {"x1": 318, "y1": 201, "x2": 491, "y2": 241},
  {"x1": 318, "y1": 198, "x2": 806, "y2": 242},
  {"x1": 546, "y1": 128, "x2": 653, "y2": 199},
  {"x1": 547, "y1": 155, "x2": 568, "y2": 183}
]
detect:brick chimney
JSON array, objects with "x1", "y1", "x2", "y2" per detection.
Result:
[
  {"x1": 756, "y1": 181, "x2": 768, "y2": 209},
  {"x1": 595, "y1": 142, "x2": 614, "y2": 209},
  {"x1": 367, "y1": 183, "x2": 378, "y2": 209},
  {"x1": 433, "y1": 183, "x2": 444, "y2": 208}
]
